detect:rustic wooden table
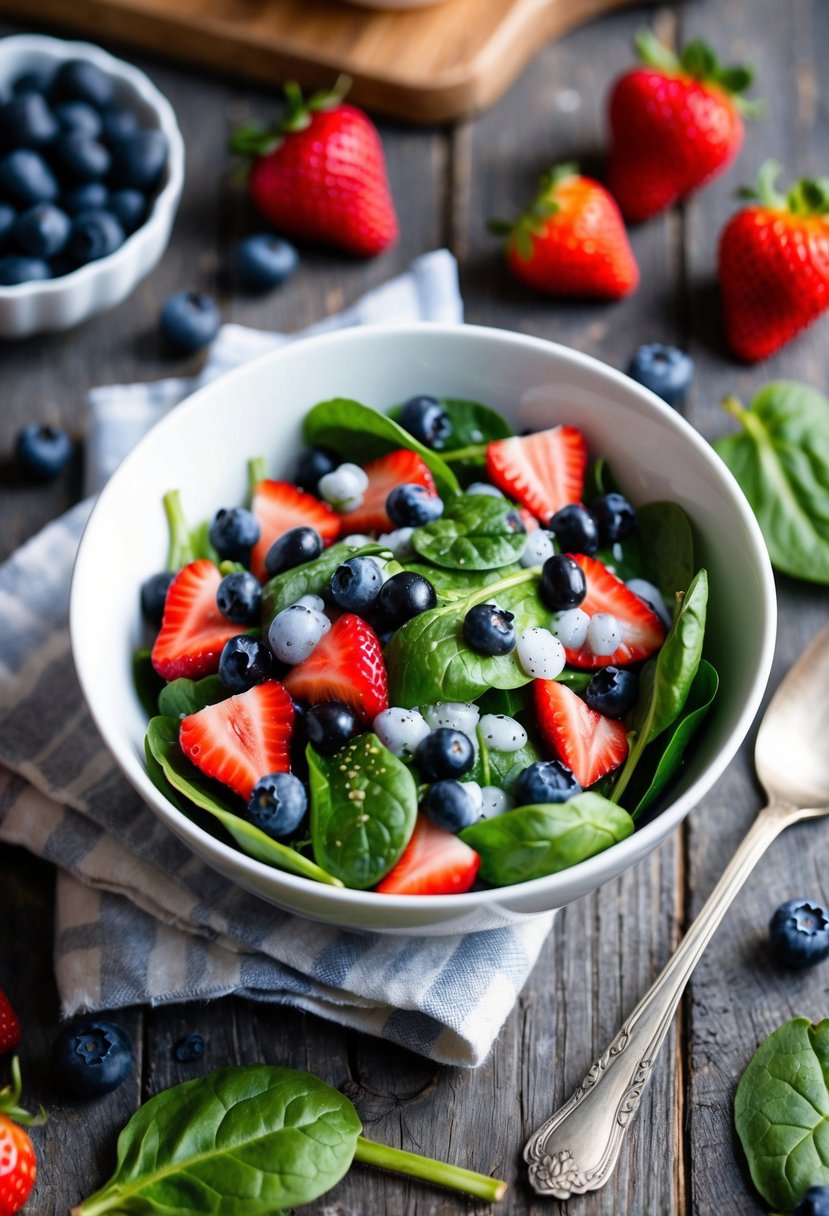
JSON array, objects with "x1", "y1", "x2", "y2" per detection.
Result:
[{"x1": 1, "y1": 3, "x2": 827, "y2": 1213}]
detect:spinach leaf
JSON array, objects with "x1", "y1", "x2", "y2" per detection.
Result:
[
  {"x1": 132, "y1": 649, "x2": 165, "y2": 719},
  {"x1": 714, "y1": 382, "x2": 829, "y2": 583},
  {"x1": 478, "y1": 685, "x2": 530, "y2": 717},
  {"x1": 404, "y1": 562, "x2": 522, "y2": 606},
  {"x1": 260, "y1": 540, "x2": 387, "y2": 622},
  {"x1": 304, "y1": 398, "x2": 460, "y2": 497},
  {"x1": 145, "y1": 717, "x2": 342, "y2": 887},
  {"x1": 459, "y1": 792, "x2": 634, "y2": 886},
  {"x1": 437, "y1": 397, "x2": 513, "y2": 449},
  {"x1": 158, "y1": 674, "x2": 228, "y2": 719},
  {"x1": 308, "y1": 733, "x2": 418, "y2": 889},
  {"x1": 486, "y1": 736, "x2": 545, "y2": 794},
  {"x1": 161, "y1": 489, "x2": 220, "y2": 571},
  {"x1": 734, "y1": 1017, "x2": 829, "y2": 1212},
  {"x1": 611, "y1": 568, "x2": 708, "y2": 804},
  {"x1": 411, "y1": 495, "x2": 528, "y2": 571},
  {"x1": 584, "y1": 457, "x2": 621, "y2": 499},
  {"x1": 632, "y1": 502, "x2": 696, "y2": 607},
  {"x1": 189, "y1": 518, "x2": 220, "y2": 564}
]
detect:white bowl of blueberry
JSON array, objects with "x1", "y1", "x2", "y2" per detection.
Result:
[
  {"x1": 71, "y1": 323, "x2": 777, "y2": 934},
  {"x1": 0, "y1": 34, "x2": 184, "y2": 337}
]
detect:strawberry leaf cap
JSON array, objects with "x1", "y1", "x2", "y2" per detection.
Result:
[
  {"x1": 634, "y1": 28, "x2": 760, "y2": 113},
  {"x1": 0, "y1": 1057, "x2": 47, "y2": 1128},
  {"x1": 489, "y1": 164, "x2": 579, "y2": 261},
  {"x1": 229, "y1": 75, "x2": 352, "y2": 158},
  {"x1": 737, "y1": 160, "x2": 829, "y2": 216}
]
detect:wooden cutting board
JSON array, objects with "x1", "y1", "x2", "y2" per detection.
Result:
[{"x1": 0, "y1": 0, "x2": 640, "y2": 123}]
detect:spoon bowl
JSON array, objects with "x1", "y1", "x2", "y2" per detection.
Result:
[{"x1": 755, "y1": 624, "x2": 829, "y2": 808}]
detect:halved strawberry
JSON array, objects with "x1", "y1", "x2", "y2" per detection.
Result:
[
  {"x1": 0, "y1": 990, "x2": 21, "y2": 1056},
  {"x1": 283, "y1": 613, "x2": 388, "y2": 723},
  {"x1": 565, "y1": 554, "x2": 666, "y2": 669},
  {"x1": 534, "y1": 679, "x2": 628, "y2": 788},
  {"x1": 151, "y1": 560, "x2": 240, "y2": 681},
  {"x1": 179, "y1": 680, "x2": 294, "y2": 801},
  {"x1": 337, "y1": 449, "x2": 438, "y2": 535},
  {"x1": 375, "y1": 815, "x2": 480, "y2": 895},
  {"x1": 485, "y1": 426, "x2": 588, "y2": 523},
  {"x1": 250, "y1": 480, "x2": 340, "y2": 579}
]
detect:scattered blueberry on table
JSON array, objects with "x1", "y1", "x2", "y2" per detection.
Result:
[
  {"x1": 160, "y1": 290, "x2": 221, "y2": 354},
  {"x1": 235, "y1": 233, "x2": 299, "y2": 291},
  {"x1": 172, "y1": 1031, "x2": 207, "y2": 1063},
  {"x1": 50, "y1": 1017, "x2": 134, "y2": 1097},
  {"x1": 14, "y1": 423, "x2": 72, "y2": 479},
  {"x1": 769, "y1": 898, "x2": 829, "y2": 967},
  {"x1": 627, "y1": 343, "x2": 694, "y2": 407}
]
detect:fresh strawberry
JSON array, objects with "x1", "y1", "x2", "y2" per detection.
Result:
[
  {"x1": 375, "y1": 815, "x2": 480, "y2": 895},
  {"x1": 534, "y1": 679, "x2": 628, "y2": 788},
  {"x1": 495, "y1": 164, "x2": 639, "y2": 299},
  {"x1": 719, "y1": 162, "x2": 829, "y2": 362},
  {"x1": 179, "y1": 680, "x2": 294, "y2": 801},
  {"x1": 230, "y1": 79, "x2": 397, "y2": 258},
  {"x1": 250, "y1": 479, "x2": 340, "y2": 579},
  {"x1": 607, "y1": 30, "x2": 757, "y2": 223},
  {"x1": 151, "y1": 560, "x2": 240, "y2": 681},
  {"x1": 0, "y1": 994, "x2": 20, "y2": 1057},
  {"x1": 485, "y1": 426, "x2": 588, "y2": 524},
  {"x1": 283, "y1": 613, "x2": 388, "y2": 723},
  {"x1": 337, "y1": 449, "x2": 438, "y2": 536},
  {"x1": 0, "y1": 1059, "x2": 42, "y2": 1216},
  {"x1": 565, "y1": 554, "x2": 666, "y2": 669}
]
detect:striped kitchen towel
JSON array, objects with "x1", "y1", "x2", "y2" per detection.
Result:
[{"x1": 0, "y1": 250, "x2": 553, "y2": 1067}]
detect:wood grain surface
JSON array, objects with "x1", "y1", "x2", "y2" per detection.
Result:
[{"x1": 1, "y1": 1, "x2": 827, "y2": 1213}]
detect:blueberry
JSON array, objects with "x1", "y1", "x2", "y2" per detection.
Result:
[
  {"x1": 0, "y1": 203, "x2": 16, "y2": 249},
  {"x1": 386, "y1": 483, "x2": 444, "y2": 528},
  {"x1": 549, "y1": 503, "x2": 598, "y2": 554},
  {"x1": 628, "y1": 343, "x2": 694, "y2": 408},
  {"x1": 585, "y1": 667, "x2": 639, "y2": 719},
  {"x1": 67, "y1": 210, "x2": 124, "y2": 264},
  {"x1": 0, "y1": 149, "x2": 59, "y2": 206},
  {"x1": 794, "y1": 1186, "x2": 829, "y2": 1216},
  {"x1": 140, "y1": 570, "x2": 175, "y2": 627},
  {"x1": 100, "y1": 106, "x2": 139, "y2": 143},
  {"x1": 463, "y1": 603, "x2": 516, "y2": 656},
  {"x1": 107, "y1": 188, "x2": 146, "y2": 234},
  {"x1": 329, "y1": 556, "x2": 384, "y2": 614},
  {"x1": 592, "y1": 493, "x2": 637, "y2": 545},
  {"x1": 398, "y1": 395, "x2": 452, "y2": 450},
  {"x1": 247, "y1": 771, "x2": 308, "y2": 838},
  {"x1": 62, "y1": 181, "x2": 109, "y2": 215},
  {"x1": 1, "y1": 91, "x2": 59, "y2": 148},
  {"x1": 55, "y1": 100, "x2": 103, "y2": 138},
  {"x1": 55, "y1": 131, "x2": 111, "y2": 182},
  {"x1": 514, "y1": 760, "x2": 582, "y2": 805},
  {"x1": 264, "y1": 526, "x2": 323, "y2": 578},
  {"x1": 216, "y1": 570, "x2": 262, "y2": 623},
  {"x1": 294, "y1": 447, "x2": 336, "y2": 494},
  {"x1": 377, "y1": 571, "x2": 437, "y2": 628},
  {"x1": 52, "y1": 59, "x2": 115, "y2": 109},
  {"x1": 304, "y1": 701, "x2": 359, "y2": 755},
  {"x1": 209, "y1": 506, "x2": 260, "y2": 562},
  {"x1": 12, "y1": 71, "x2": 53, "y2": 98},
  {"x1": 15, "y1": 423, "x2": 72, "y2": 479},
  {"x1": 539, "y1": 553, "x2": 587, "y2": 611},
  {"x1": 218, "y1": 635, "x2": 274, "y2": 692},
  {"x1": 267, "y1": 604, "x2": 328, "y2": 664},
  {"x1": 416, "y1": 728, "x2": 475, "y2": 782},
  {"x1": 13, "y1": 203, "x2": 71, "y2": 258},
  {"x1": 235, "y1": 233, "x2": 299, "y2": 291},
  {"x1": 423, "y1": 780, "x2": 478, "y2": 833},
  {"x1": 50, "y1": 1017, "x2": 133, "y2": 1097},
  {"x1": 769, "y1": 899, "x2": 829, "y2": 968},
  {"x1": 0, "y1": 254, "x2": 51, "y2": 285},
  {"x1": 110, "y1": 129, "x2": 168, "y2": 190},
  {"x1": 160, "y1": 291, "x2": 221, "y2": 354},
  {"x1": 173, "y1": 1032, "x2": 206, "y2": 1063}
]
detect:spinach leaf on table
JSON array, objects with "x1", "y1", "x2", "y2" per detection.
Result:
[
  {"x1": 734, "y1": 1017, "x2": 829, "y2": 1212},
  {"x1": 308, "y1": 732, "x2": 418, "y2": 889},
  {"x1": 713, "y1": 382, "x2": 829, "y2": 584},
  {"x1": 157, "y1": 674, "x2": 228, "y2": 719},
  {"x1": 411, "y1": 494, "x2": 528, "y2": 571},
  {"x1": 260, "y1": 540, "x2": 387, "y2": 622}
]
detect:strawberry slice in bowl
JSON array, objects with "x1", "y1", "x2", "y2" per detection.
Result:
[
  {"x1": 151, "y1": 560, "x2": 241, "y2": 681},
  {"x1": 564, "y1": 554, "x2": 666, "y2": 669},
  {"x1": 376, "y1": 815, "x2": 480, "y2": 895},
  {"x1": 337, "y1": 449, "x2": 438, "y2": 536},
  {"x1": 486, "y1": 426, "x2": 588, "y2": 524},
  {"x1": 283, "y1": 613, "x2": 388, "y2": 724},
  {"x1": 250, "y1": 479, "x2": 340, "y2": 579},
  {"x1": 534, "y1": 678, "x2": 628, "y2": 788}
]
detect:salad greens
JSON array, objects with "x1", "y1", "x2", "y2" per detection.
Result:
[
  {"x1": 411, "y1": 494, "x2": 529, "y2": 571},
  {"x1": 260, "y1": 539, "x2": 388, "y2": 622}
]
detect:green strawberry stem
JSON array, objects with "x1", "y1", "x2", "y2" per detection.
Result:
[
  {"x1": 634, "y1": 27, "x2": 758, "y2": 113},
  {"x1": 229, "y1": 76, "x2": 352, "y2": 159},
  {"x1": 738, "y1": 160, "x2": 829, "y2": 216},
  {"x1": 0, "y1": 1058, "x2": 47, "y2": 1127},
  {"x1": 247, "y1": 455, "x2": 268, "y2": 495},
  {"x1": 353, "y1": 1136, "x2": 507, "y2": 1202},
  {"x1": 163, "y1": 489, "x2": 196, "y2": 572}
]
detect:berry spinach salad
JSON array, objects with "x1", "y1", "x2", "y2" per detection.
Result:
[{"x1": 134, "y1": 393, "x2": 718, "y2": 896}]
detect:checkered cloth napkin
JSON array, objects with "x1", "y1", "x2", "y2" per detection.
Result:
[{"x1": 0, "y1": 251, "x2": 553, "y2": 1067}]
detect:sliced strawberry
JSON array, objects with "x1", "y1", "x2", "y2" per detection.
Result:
[
  {"x1": 179, "y1": 680, "x2": 294, "y2": 801},
  {"x1": 517, "y1": 507, "x2": 540, "y2": 532},
  {"x1": 283, "y1": 613, "x2": 388, "y2": 723},
  {"x1": 0, "y1": 990, "x2": 21, "y2": 1056},
  {"x1": 485, "y1": 426, "x2": 588, "y2": 523},
  {"x1": 565, "y1": 554, "x2": 666, "y2": 669},
  {"x1": 250, "y1": 480, "x2": 340, "y2": 579},
  {"x1": 151, "y1": 560, "x2": 240, "y2": 681},
  {"x1": 534, "y1": 679, "x2": 628, "y2": 788},
  {"x1": 337, "y1": 449, "x2": 438, "y2": 535},
  {"x1": 376, "y1": 815, "x2": 480, "y2": 895}
]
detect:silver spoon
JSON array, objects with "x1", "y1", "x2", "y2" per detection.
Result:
[{"x1": 525, "y1": 623, "x2": 829, "y2": 1200}]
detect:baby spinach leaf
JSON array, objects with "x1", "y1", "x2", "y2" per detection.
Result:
[
  {"x1": 157, "y1": 674, "x2": 228, "y2": 719},
  {"x1": 304, "y1": 398, "x2": 460, "y2": 497},
  {"x1": 404, "y1": 562, "x2": 522, "y2": 606},
  {"x1": 584, "y1": 456, "x2": 621, "y2": 500},
  {"x1": 132, "y1": 649, "x2": 165, "y2": 719},
  {"x1": 411, "y1": 495, "x2": 528, "y2": 571},
  {"x1": 734, "y1": 1017, "x2": 829, "y2": 1212},
  {"x1": 632, "y1": 501, "x2": 696, "y2": 607},
  {"x1": 486, "y1": 736, "x2": 545, "y2": 794},
  {"x1": 459, "y1": 792, "x2": 634, "y2": 886},
  {"x1": 145, "y1": 717, "x2": 341, "y2": 887},
  {"x1": 260, "y1": 540, "x2": 387, "y2": 622},
  {"x1": 308, "y1": 733, "x2": 418, "y2": 889},
  {"x1": 478, "y1": 685, "x2": 530, "y2": 718},
  {"x1": 437, "y1": 397, "x2": 513, "y2": 449},
  {"x1": 714, "y1": 382, "x2": 829, "y2": 584},
  {"x1": 189, "y1": 518, "x2": 221, "y2": 565}
]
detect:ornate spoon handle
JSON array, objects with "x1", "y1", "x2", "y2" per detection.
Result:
[{"x1": 524, "y1": 801, "x2": 824, "y2": 1199}]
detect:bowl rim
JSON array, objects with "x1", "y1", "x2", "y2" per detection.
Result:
[
  {"x1": 0, "y1": 32, "x2": 185, "y2": 299},
  {"x1": 70, "y1": 321, "x2": 778, "y2": 914}
]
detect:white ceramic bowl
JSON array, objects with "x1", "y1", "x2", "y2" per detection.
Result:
[
  {"x1": 0, "y1": 34, "x2": 184, "y2": 337},
  {"x1": 70, "y1": 324, "x2": 776, "y2": 934}
]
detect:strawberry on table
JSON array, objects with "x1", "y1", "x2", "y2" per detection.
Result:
[
  {"x1": 485, "y1": 425, "x2": 588, "y2": 523},
  {"x1": 494, "y1": 164, "x2": 639, "y2": 299},
  {"x1": 179, "y1": 680, "x2": 294, "y2": 801},
  {"x1": 151, "y1": 560, "x2": 241, "y2": 681},
  {"x1": 534, "y1": 679, "x2": 628, "y2": 788},
  {"x1": 719, "y1": 161, "x2": 829, "y2": 362},
  {"x1": 250, "y1": 479, "x2": 340, "y2": 579},
  {"x1": 0, "y1": 993, "x2": 20, "y2": 1057},
  {"x1": 336, "y1": 449, "x2": 437, "y2": 536},
  {"x1": 283, "y1": 613, "x2": 388, "y2": 724},
  {"x1": 0, "y1": 1059, "x2": 42, "y2": 1216},
  {"x1": 230, "y1": 78, "x2": 398, "y2": 258},
  {"x1": 564, "y1": 554, "x2": 666, "y2": 669},
  {"x1": 607, "y1": 30, "x2": 757, "y2": 223},
  {"x1": 375, "y1": 815, "x2": 480, "y2": 895}
]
